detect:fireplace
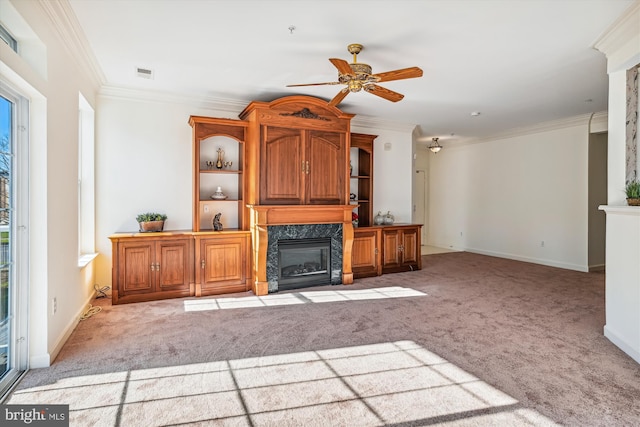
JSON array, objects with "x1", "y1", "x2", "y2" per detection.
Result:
[
  {"x1": 266, "y1": 223, "x2": 343, "y2": 292},
  {"x1": 247, "y1": 204, "x2": 356, "y2": 295},
  {"x1": 277, "y1": 238, "x2": 331, "y2": 290}
]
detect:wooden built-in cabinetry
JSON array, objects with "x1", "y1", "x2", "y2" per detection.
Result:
[
  {"x1": 110, "y1": 233, "x2": 194, "y2": 304},
  {"x1": 110, "y1": 230, "x2": 251, "y2": 304},
  {"x1": 260, "y1": 127, "x2": 346, "y2": 205},
  {"x1": 350, "y1": 133, "x2": 375, "y2": 227},
  {"x1": 381, "y1": 225, "x2": 422, "y2": 273},
  {"x1": 352, "y1": 228, "x2": 382, "y2": 278},
  {"x1": 195, "y1": 232, "x2": 250, "y2": 296},
  {"x1": 110, "y1": 95, "x2": 423, "y2": 304},
  {"x1": 188, "y1": 116, "x2": 247, "y2": 232},
  {"x1": 352, "y1": 224, "x2": 422, "y2": 279}
]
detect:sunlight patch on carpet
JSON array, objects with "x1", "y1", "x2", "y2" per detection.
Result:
[
  {"x1": 7, "y1": 341, "x2": 559, "y2": 426},
  {"x1": 183, "y1": 286, "x2": 427, "y2": 312}
]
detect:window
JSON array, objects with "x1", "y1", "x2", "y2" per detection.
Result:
[
  {"x1": 78, "y1": 94, "x2": 96, "y2": 267},
  {"x1": 0, "y1": 25, "x2": 17, "y2": 53}
]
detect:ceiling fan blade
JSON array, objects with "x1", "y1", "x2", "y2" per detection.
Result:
[
  {"x1": 286, "y1": 81, "x2": 341, "y2": 87},
  {"x1": 373, "y1": 67, "x2": 423, "y2": 82},
  {"x1": 364, "y1": 84, "x2": 404, "y2": 102},
  {"x1": 328, "y1": 89, "x2": 350, "y2": 107},
  {"x1": 329, "y1": 58, "x2": 354, "y2": 76}
]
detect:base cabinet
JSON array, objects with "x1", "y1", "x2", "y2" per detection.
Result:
[
  {"x1": 382, "y1": 225, "x2": 422, "y2": 273},
  {"x1": 352, "y1": 224, "x2": 422, "y2": 278},
  {"x1": 196, "y1": 232, "x2": 250, "y2": 296},
  {"x1": 110, "y1": 231, "x2": 251, "y2": 304},
  {"x1": 111, "y1": 235, "x2": 194, "y2": 304},
  {"x1": 352, "y1": 228, "x2": 381, "y2": 278}
]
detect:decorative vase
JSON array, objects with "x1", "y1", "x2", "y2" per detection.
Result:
[
  {"x1": 211, "y1": 186, "x2": 227, "y2": 200},
  {"x1": 215, "y1": 147, "x2": 224, "y2": 169},
  {"x1": 374, "y1": 211, "x2": 384, "y2": 225},
  {"x1": 139, "y1": 220, "x2": 165, "y2": 232},
  {"x1": 383, "y1": 211, "x2": 395, "y2": 225},
  {"x1": 627, "y1": 198, "x2": 640, "y2": 206}
]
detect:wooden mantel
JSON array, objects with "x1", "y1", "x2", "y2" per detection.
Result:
[{"x1": 247, "y1": 204, "x2": 356, "y2": 295}]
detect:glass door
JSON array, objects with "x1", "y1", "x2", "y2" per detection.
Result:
[
  {"x1": 0, "y1": 88, "x2": 27, "y2": 398},
  {"x1": 0, "y1": 94, "x2": 11, "y2": 382}
]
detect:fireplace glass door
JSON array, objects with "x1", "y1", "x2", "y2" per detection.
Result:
[{"x1": 277, "y1": 238, "x2": 331, "y2": 290}]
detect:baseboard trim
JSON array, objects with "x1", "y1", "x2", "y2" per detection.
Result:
[
  {"x1": 29, "y1": 353, "x2": 51, "y2": 369},
  {"x1": 589, "y1": 264, "x2": 606, "y2": 272},
  {"x1": 604, "y1": 325, "x2": 640, "y2": 364},
  {"x1": 48, "y1": 290, "x2": 97, "y2": 365},
  {"x1": 464, "y1": 247, "x2": 589, "y2": 272}
]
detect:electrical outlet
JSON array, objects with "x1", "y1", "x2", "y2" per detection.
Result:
[
  {"x1": 52, "y1": 297, "x2": 57, "y2": 315},
  {"x1": 541, "y1": 240, "x2": 545, "y2": 247},
  {"x1": 204, "y1": 205, "x2": 210, "y2": 213}
]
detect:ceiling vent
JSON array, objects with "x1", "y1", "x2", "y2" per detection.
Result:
[{"x1": 135, "y1": 67, "x2": 154, "y2": 79}]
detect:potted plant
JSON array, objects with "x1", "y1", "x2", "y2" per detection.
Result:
[
  {"x1": 136, "y1": 212, "x2": 167, "y2": 232},
  {"x1": 626, "y1": 179, "x2": 640, "y2": 206}
]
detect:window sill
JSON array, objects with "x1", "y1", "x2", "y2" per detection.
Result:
[{"x1": 78, "y1": 253, "x2": 98, "y2": 268}]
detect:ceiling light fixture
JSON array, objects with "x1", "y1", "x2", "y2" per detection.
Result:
[{"x1": 428, "y1": 137, "x2": 442, "y2": 153}]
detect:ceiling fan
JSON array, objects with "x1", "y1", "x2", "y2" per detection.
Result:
[{"x1": 287, "y1": 43, "x2": 423, "y2": 107}]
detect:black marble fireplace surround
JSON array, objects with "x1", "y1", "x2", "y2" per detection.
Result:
[{"x1": 267, "y1": 224, "x2": 343, "y2": 292}]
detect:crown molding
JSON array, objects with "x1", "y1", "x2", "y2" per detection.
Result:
[
  {"x1": 589, "y1": 111, "x2": 608, "y2": 133},
  {"x1": 99, "y1": 85, "x2": 250, "y2": 115},
  {"x1": 100, "y1": 84, "x2": 420, "y2": 133},
  {"x1": 351, "y1": 114, "x2": 417, "y2": 133},
  {"x1": 444, "y1": 113, "x2": 599, "y2": 149},
  {"x1": 38, "y1": 0, "x2": 106, "y2": 88},
  {"x1": 592, "y1": 0, "x2": 640, "y2": 72}
]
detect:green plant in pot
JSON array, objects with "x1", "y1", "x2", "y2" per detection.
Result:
[
  {"x1": 625, "y1": 180, "x2": 640, "y2": 206},
  {"x1": 136, "y1": 212, "x2": 167, "y2": 232}
]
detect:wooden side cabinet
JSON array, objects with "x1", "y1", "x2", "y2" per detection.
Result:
[
  {"x1": 195, "y1": 231, "x2": 251, "y2": 296},
  {"x1": 381, "y1": 224, "x2": 422, "y2": 274},
  {"x1": 352, "y1": 228, "x2": 381, "y2": 278},
  {"x1": 110, "y1": 233, "x2": 194, "y2": 304}
]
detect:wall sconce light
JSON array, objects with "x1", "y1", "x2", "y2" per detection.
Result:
[{"x1": 428, "y1": 137, "x2": 442, "y2": 153}]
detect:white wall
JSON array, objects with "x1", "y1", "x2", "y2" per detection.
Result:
[
  {"x1": 2, "y1": 0, "x2": 100, "y2": 367},
  {"x1": 427, "y1": 123, "x2": 591, "y2": 271},
  {"x1": 595, "y1": 0, "x2": 640, "y2": 364},
  {"x1": 351, "y1": 124, "x2": 414, "y2": 224}
]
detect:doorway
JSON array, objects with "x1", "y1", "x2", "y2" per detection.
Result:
[{"x1": 414, "y1": 169, "x2": 427, "y2": 245}]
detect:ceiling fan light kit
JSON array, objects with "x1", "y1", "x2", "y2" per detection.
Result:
[{"x1": 287, "y1": 43, "x2": 423, "y2": 106}]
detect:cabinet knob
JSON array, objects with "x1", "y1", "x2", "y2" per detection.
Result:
[
  {"x1": 156, "y1": 263, "x2": 160, "y2": 271},
  {"x1": 305, "y1": 161, "x2": 310, "y2": 174},
  {"x1": 150, "y1": 263, "x2": 155, "y2": 272},
  {"x1": 201, "y1": 259, "x2": 205, "y2": 269}
]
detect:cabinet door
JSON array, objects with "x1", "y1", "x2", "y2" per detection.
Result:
[
  {"x1": 352, "y1": 229, "x2": 381, "y2": 278},
  {"x1": 382, "y1": 230, "x2": 402, "y2": 270},
  {"x1": 401, "y1": 228, "x2": 419, "y2": 266},
  {"x1": 119, "y1": 241, "x2": 154, "y2": 295},
  {"x1": 307, "y1": 130, "x2": 345, "y2": 204},
  {"x1": 157, "y1": 239, "x2": 191, "y2": 291},
  {"x1": 260, "y1": 126, "x2": 304, "y2": 204},
  {"x1": 200, "y1": 237, "x2": 248, "y2": 294}
]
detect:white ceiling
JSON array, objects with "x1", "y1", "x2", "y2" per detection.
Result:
[{"x1": 67, "y1": 0, "x2": 634, "y2": 144}]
